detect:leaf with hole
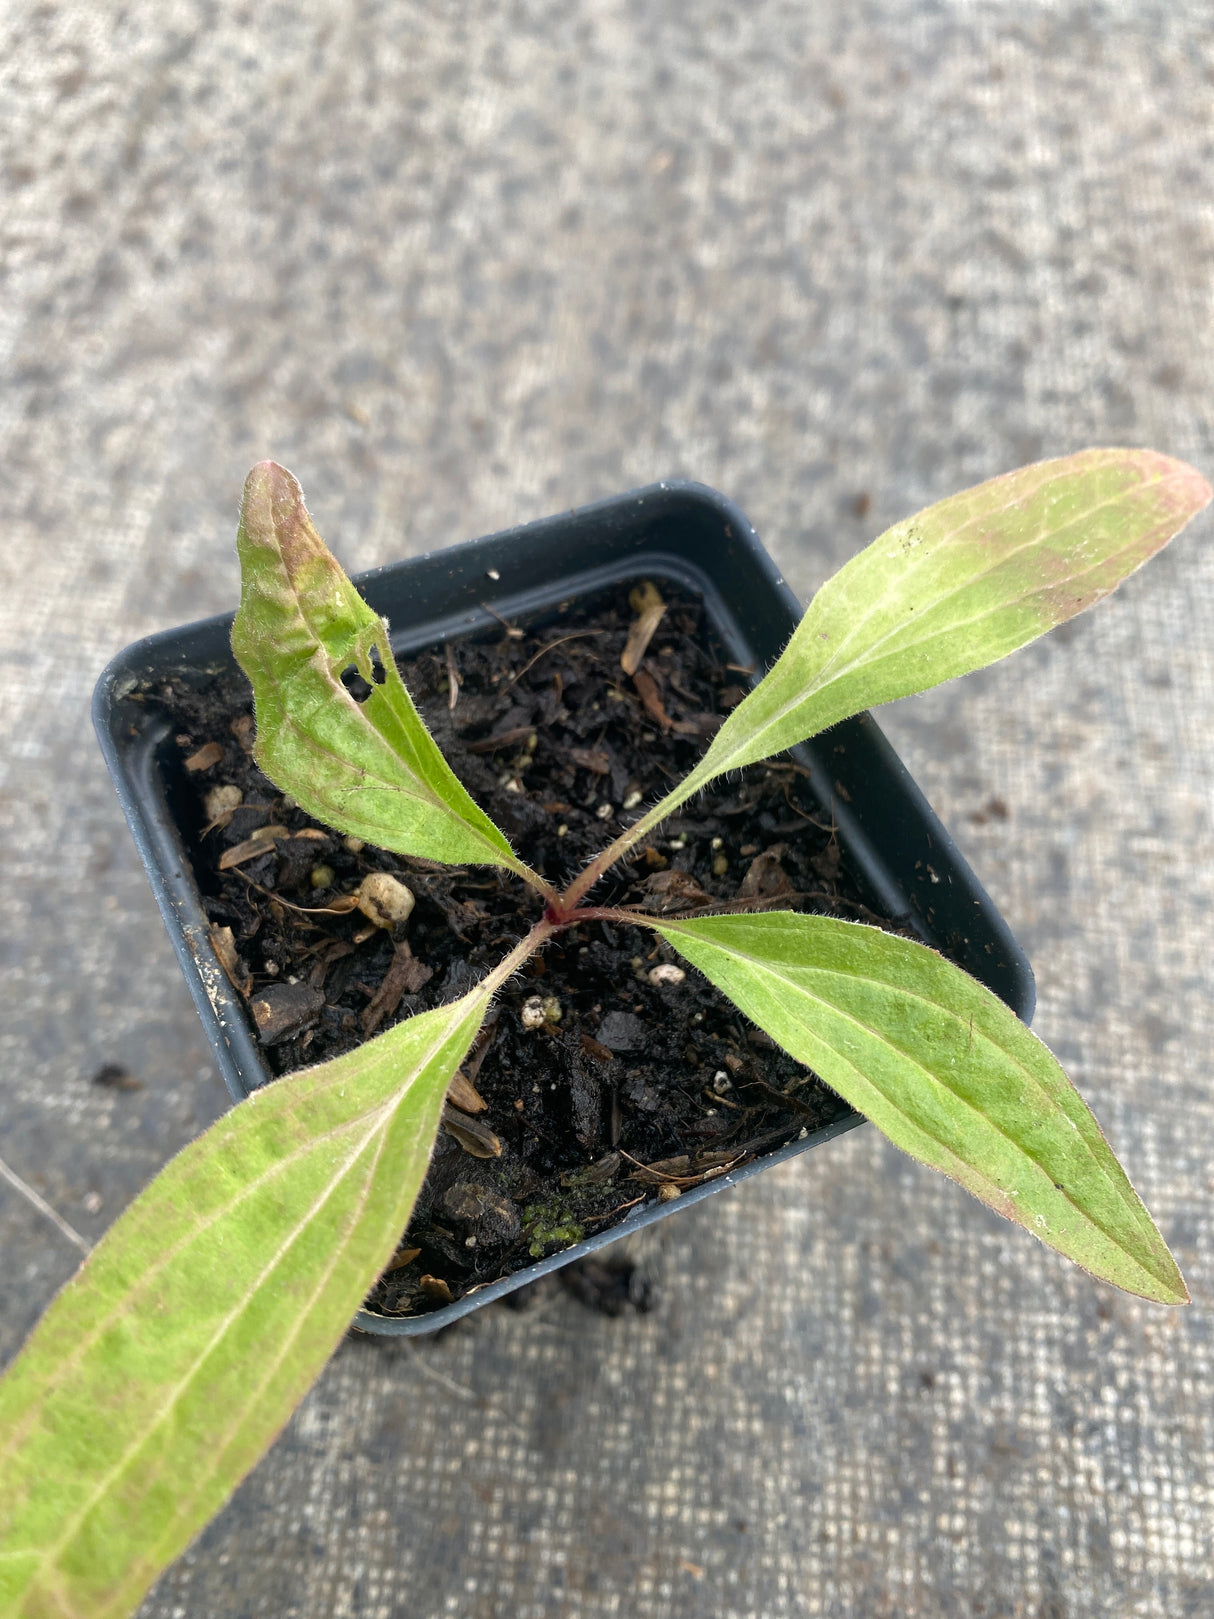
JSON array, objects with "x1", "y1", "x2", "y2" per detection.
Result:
[
  {"x1": 231, "y1": 462, "x2": 539, "y2": 882},
  {"x1": 0, "y1": 978, "x2": 499, "y2": 1619},
  {"x1": 656, "y1": 910, "x2": 1188, "y2": 1304}
]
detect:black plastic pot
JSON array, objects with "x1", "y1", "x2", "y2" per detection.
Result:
[{"x1": 93, "y1": 479, "x2": 1034, "y2": 1336}]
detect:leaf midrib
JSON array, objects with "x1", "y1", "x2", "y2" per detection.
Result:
[
  {"x1": 709, "y1": 468, "x2": 1171, "y2": 771},
  {"x1": 0, "y1": 992, "x2": 474, "y2": 1479},
  {"x1": 0, "y1": 980, "x2": 489, "y2": 1602},
  {"x1": 96, "y1": 1121, "x2": 400, "y2": 1619},
  {"x1": 0, "y1": 1111, "x2": 374, "y2": 1501},
  {"x1": 27, "y1": 1114, "x2": 391, "y2": 1603},
  {"x1": 802, "y1": 466, "x2": 1167, "y2": 687},
  {"x1": 667, "y1": 928, "x2": 1162, "y2": 1275}
]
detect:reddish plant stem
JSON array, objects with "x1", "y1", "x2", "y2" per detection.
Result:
[
  {"x1": 554, "y1": 820, "x2": 660, "y2": 915},
  {"x1": 514, "y1": 862, "x2": 561, "y2": 906},
  {"x1": 480, "y1": 918, "x2": 559, "y2": 987},
  {"x1": 555, "y1": 758, "x2": 715, "y2": 913},
  {"x1": 543, "y1": 902, "x2": 659, "y2": 932}
]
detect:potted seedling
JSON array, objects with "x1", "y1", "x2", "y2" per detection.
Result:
[
  {"x1": 90, "y1": 470, "x2": 1041, "y2": 1336},
  {"x1": 0, "y1": 449, "x2": 1207, "y2": 1619}
]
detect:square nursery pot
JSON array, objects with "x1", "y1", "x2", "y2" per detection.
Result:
[{"x1": 94, "y1": 480, "x2": 1035, "y2": 1336}]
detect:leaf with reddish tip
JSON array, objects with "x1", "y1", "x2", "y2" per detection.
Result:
[
  {"x1": 0, "y1": 981, "x2": 496, "y2": 1619},
  {"x1": 232, "y1": 462, "x2": 535, "y2": 879},
  {"x1": 642, "y1": 450, "x2": 1210, "y2": 822},
  {"x1": 657, "y1": 911, "x2": 1189, "y2": 1305}
]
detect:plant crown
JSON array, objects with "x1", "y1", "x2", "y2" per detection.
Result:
[{"x1": 0, "y1": 450, "x2": 1208, "y2": 1619}]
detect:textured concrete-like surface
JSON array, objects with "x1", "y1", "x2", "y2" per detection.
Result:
[{"x1": 2, "y1": 3, "x2": 1213, "y2": 1615}]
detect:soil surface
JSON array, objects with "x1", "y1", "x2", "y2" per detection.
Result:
[{"x1": 157, "y1": 579, "x2": 895, "y2": 1318}]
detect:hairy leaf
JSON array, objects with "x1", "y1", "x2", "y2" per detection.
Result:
[
  {"x1": 645, "y1": 450, "x2": 1210, "y2": 823},
  {"x1": 232, "y1": 462, "x2": 539, "y2": 883},
  {"x1": 656, "y1": 911, "x2": 1188, "y2": 1304},
  {"x1": 0, "y1": 969, "x2": 510, "y2": 1619}
]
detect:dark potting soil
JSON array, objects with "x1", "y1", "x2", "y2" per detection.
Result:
[{"x1": 156, "y1": 579, "x2": 897, "y2": 1319}]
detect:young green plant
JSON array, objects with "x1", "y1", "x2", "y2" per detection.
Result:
[{"x1": 1, "y1": 449, "x2": 1207, "y2": 1619}]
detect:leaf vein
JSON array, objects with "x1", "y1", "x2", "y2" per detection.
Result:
[
  {"x1": 31, "y1": 1117, "x2": 388, "y2": 1589},
  {"x1": 667, "y1": 929, "x2": 1159, "y2": 1267},
  {"x1": 713, "y1": 468, "x2": 1175, "y2": 770}
]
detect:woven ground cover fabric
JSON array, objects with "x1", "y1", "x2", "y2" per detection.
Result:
[{"x1": 1, "y1": 3, "x2": 1212, "y2": 1615}]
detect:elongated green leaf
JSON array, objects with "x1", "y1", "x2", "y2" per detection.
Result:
[
  {"x1": 232, "y1": 462, "x2": 539, "y2": 883},
  {"x1": 0, "y1": 977, "x2": 500, "y2": 1619},
  {"x1": 638, "y1": 450, "x2": 1210, "y2": 828},
  {"x1": 656, "y1": 911, "x2": 1188, "y2": 1304}
]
